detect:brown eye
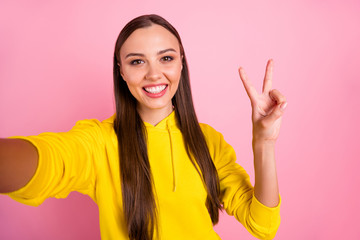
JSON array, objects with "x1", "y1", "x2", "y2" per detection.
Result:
[
  {"x1": 161, "y1": 56, "x2": 173, "y2": 62},
  {"x1": 130, "y1": 59, "x2": 144, "y2": 65}
]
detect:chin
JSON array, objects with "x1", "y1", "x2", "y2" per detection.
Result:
[{"x1": 143, "y1": 101, "x2": 173, "y2": 111}]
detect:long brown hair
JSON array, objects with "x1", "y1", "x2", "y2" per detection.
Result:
[{"x1": 113, "y1": 14, "x2": 222, "y2": 240}]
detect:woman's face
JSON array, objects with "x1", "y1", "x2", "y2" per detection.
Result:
[{"x1": 119, "y1": 24, "x2": 182, "y2": 118}]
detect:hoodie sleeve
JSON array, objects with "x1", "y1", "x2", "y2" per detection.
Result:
[
  {"x1": 4, "y1": 119, "x2": 106, "y2": 206},
  {"x1": 200, "y1": 123, "x2": 281, "y2": 240}
]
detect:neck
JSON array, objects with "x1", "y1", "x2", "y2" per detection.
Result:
[{"x1": 137, "y1": 105, "x2": 173, "y2": 126}]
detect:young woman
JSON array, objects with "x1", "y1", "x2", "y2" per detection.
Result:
[{"x1": 0, "y1": 14, "x2": 287, "y2": 240}]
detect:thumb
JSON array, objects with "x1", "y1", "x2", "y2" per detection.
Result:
[{"x1": 264, "y1": 102, "x2": 287, "y2": 124}]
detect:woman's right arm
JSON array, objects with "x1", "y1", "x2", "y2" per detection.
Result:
[{"x1": 0, "y1": 138, "x2": 38, "y2": 193}]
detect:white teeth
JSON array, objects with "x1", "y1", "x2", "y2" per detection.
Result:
[{"x1": 144, "y1": 85, "x2": 166, "y2": 94}]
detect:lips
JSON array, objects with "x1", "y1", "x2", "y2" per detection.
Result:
[
  {"x1": 143, "y1": 84, "x2": 168, "y2": 98},
  {"x1": 143, "y1": 84, "x2": 167, "y2": 94}
]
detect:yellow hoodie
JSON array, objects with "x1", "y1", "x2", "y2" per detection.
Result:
[{"x1": 6, "y1": 111, "x2": 280, "y2": 239}]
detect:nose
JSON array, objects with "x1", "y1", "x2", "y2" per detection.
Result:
[{"x1": 145, "y1": 63, "x2": 162, "y2": 81}]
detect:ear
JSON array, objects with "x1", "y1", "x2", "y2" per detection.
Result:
[{"x1": 118, "y1": 63, "x2": 125, "y2": 80}]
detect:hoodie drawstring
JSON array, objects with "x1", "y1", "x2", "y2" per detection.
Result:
[{"x1": 167, "y1": 122, "x2": 176, "y2": 192}]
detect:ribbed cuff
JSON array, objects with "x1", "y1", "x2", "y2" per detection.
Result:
[{"x1": 249, "y1": 193, "x2": 281, "y2": 229}]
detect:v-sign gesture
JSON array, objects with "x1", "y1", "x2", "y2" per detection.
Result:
[
  {"x1": 239, "y1": 59, "x2": 286, "y2": 208},
  {"x1": 239, "y1": 59, "x2": 287, "y2": 143}
]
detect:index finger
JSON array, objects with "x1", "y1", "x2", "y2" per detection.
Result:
[{"x1": 238, "y1": 67, "x2": 258, "y2": 103}]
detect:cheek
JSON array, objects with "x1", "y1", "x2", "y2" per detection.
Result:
[
  {"x1": 122, "y1": 68, "x2": 144, "y2": 85},
  {"x1": 125, "y1": 81, "x2": 143, "y2": 102},
  {"x1": 121, "y1": 70, "x2": 143, "y2": 96},
  {"x1": 165, "y1": 64, "x2": 182, "y2": 83}
]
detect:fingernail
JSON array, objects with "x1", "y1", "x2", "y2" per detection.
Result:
[{"x1": 280, "y1": 102, "x2": 287, "y2": 110}]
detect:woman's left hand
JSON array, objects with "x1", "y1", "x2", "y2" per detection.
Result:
[{"x1": 238, "y1": 59, "x2": 287, "y2": 143}]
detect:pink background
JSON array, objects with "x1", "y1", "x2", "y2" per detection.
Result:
[{"x1": 1, "y1": 0, "x2": 359, "y2": 239}]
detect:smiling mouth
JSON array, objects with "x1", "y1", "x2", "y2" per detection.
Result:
[{"x1": 143, "y1": 85, "x2": 167, "y2": 94}]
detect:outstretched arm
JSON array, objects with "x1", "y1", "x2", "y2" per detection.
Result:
[
  {"x1": 238, "y1": 59, "x2": 287, "y2": 207},
  {"x1": 0, "y1": 138, "x2": 38, "y2": 193}
]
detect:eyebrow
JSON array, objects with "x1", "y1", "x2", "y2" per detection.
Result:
[{"x1": 125, "y1": 48, "x2": 177, "y2": 59}]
